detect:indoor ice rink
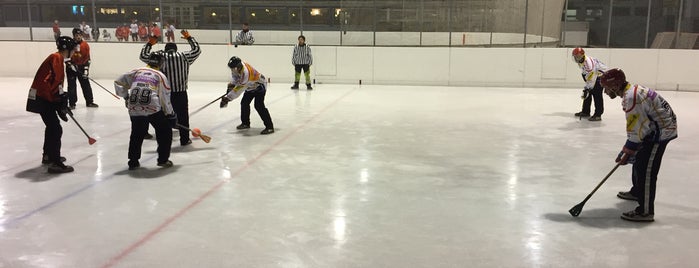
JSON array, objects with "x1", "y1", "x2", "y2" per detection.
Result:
[
  {"x1": 2, "y1": 0, "x2": 699, "y2": 267},
  {"x1": 1, "y1": 80, "x2": 698, "y2": 267}
]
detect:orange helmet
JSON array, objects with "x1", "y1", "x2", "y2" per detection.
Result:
[{"x1": 572, "y1": 47, "x2": 585, "y2": 63}]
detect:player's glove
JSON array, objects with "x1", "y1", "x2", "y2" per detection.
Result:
[
  {"x1": 66, "y1": 63, "x2": 78, "y2": 76},
  {"x1": 220, "y1": 96, "x2": 231, "y2": 108},
  {"x1": 180, "y1": 29, "x2": 191, "y2": 40},
  {"x1": 615, "y1": 147, "x2": 637, "y2": 165},
  {"x1": 166, "y1": 113, "x2": 178, "y2": 129},
  {"x1": 56, "y1": 94, "x2": 72, "y2": 122},
  {"x1": 147, "y1": 35, "x2": 158, "y2": 46},
  {"x1": 82, "y1": 65, "x2": 89, "y2": 78}
]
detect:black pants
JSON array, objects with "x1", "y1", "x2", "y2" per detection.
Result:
[
  {"x1": 67, "y1": 66, "x2": 95, "y2": 106},
  {"x1": 171, "y1": 91, "x2": 190, "y2": 144},
  {"x1": 129, "y1": 111, "x2": 172, "y2": 164},
  {"x1": 240, "y1": 87, "x2": 273, "y2": 129},
  {"x1": 294, "y1": 64, "x2": 311, "y2": 83},
  {"x1": 40, "y1": 109, "x2": 63, "y2": 164},
  {"x1": 581, "y1": 79, "x2": 604, "y2": 116},
  {"x1": 629, "y1": 140, "x2": 669, "y2": 215}
]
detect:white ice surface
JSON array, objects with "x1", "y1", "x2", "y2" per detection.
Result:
[{"x1": 0, "y1": 78, "x2": 698, "y2": 268}]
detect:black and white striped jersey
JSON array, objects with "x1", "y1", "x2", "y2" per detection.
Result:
[
  {"x1": 292, "y1": 44, "x2": 313, "y2": 65},
  {"x1": 235, "y1": 31, "x2": 255, "y2": 45},
  {"x1": 139, "y1": 37, "x2": 201, "y2": 92}
]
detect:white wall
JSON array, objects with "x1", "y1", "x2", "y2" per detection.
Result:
[{"x1": 2, "y1": 41, "x2": 698, "y2": 91}]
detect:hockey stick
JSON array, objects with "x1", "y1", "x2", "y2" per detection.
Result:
[
  {"x1": 87, "y1": 77, "x2": 120, "y2": 99},
  {"x1": 176, "y1": 123, "x2": 212, "y2": 143},
  {"x1": 569, "y1": 163, "x2": 621, "y2": 217},
  {"x1": 68, "y1": 113, "x2": 97, "y2": 145},
  {"x1": 190, "y1": 94, "x2": 225, "y2": 117}
]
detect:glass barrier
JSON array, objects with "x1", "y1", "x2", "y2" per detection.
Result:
[{"x1": 0, "y1": 0, "x2": 696, "y2": 48}]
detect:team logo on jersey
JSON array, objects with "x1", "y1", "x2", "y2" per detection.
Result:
[
  {"x1": 647, "y1": 89, "x2": 657, "y2": 100},
  {"x1": 626, "y1": 114, "x2": 639, "y2": 132}
]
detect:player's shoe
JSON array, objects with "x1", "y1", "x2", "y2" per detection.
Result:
[
  {"x1": 48, "y1": 162, "x2": 74, "y2": 174},
  {"x1": 621, "y1": 210, "x2": 654, "y2": 222},
  {"x1": 157, "y1": 160, "x2": 173, "y2": 168},
  {"x1": 617, "y1": 191, "x2": 638, "y2": 201}
]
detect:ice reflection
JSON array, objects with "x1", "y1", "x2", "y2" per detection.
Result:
[{"x1": 0, "y1": 196, "x2": 5, "y2": 232}]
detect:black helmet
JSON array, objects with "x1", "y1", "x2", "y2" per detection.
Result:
[
  {"x1": 227, "y1": 56, "x2": 242, "y2": 69},
  {"x1": 146, "y1": 53, "x2": 164, "y2": 67},
  {"x1": 164, "y1": 43, "x2": 178, "y2": 52},
  {"x1": 56, "y1": 36, "x2": 77, "y2": 51},
  {"x1": 72, "y1": 28, "x2": 83, "y2": 36}
]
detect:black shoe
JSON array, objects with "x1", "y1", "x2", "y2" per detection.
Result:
[
  {"x1": 291, "y1": 82, "x2": 299, "y2": 90},
  {"x1": 181, "y1": 140, "x2": 192, "y2": 146},
  {"x1": 128, "y1": 160, "x2": 140, "y2": 170},
  {"x1": 86, "y1": 103, "x2": 99, "y2": 108},
  {"x1": 574, "y1": 112, "x2": 590, "y2": 117},
  {"x1": 157, "y1": 160, "x2": 173, "y2": 168},
  {"x1": 260, "y1": 128, "x2": 275, "y2": 135},
  {"x1": 588, "y1": 115, "x2": 602, "y2": 121},
  {"x1": 621, "y1": 210, "x2": 654, "y2": 222},
  {"x1": 236, "y1": 124, "x2": 250, "y2": 130},
  {"x1": 306, "y1": 84, "x2": 313, "y2": 90},
  {"x1": 617, "y1": 191, "x2": 638, "y2": 201},
  {"x1": 48, "y1": 162, "x2": 74, "y2": 174},
  {"x1": 42, "y1": 155, "x2": 66, "y2": 165},
  {"x1": 144, "y1": 133, "x2": 154, "y2": 139}
]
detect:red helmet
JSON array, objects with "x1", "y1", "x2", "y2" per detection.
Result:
[
  {"x1": 600, "y1": 68, "x2": 627, "y2": 90},
  {"x1": 572, "y1": 47, "x2": 585, "y2": 63}
]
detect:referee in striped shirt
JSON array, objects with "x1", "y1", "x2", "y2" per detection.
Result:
[
  {"x1": 140, "y1": 30, "x2": 201, "y2": 145},
  {"x1": 234, "y1": 23, "x2": 255, "y2": 46},
  {"x1": 291, "y1": 35, "x2": 313, "y2": 90}
]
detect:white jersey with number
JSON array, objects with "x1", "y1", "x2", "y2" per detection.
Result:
[
  {"x1": 577, "y1": 56, "x2": 609, "y2": 90},
  {"x1": 114, "y1": 67, "x2": 174, "y2": 117},
  {"x1": 622, "y1": 84, "x2": 678, "y2": 148}
]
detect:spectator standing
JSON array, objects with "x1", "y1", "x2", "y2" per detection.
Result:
[
  {"x1": 52, "y1": 20, "x2": 61, "y2": 40},
  {"x1": 130, "y1": 20, "x2": 139, "y2": 42}
]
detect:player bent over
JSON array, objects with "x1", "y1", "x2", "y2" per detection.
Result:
[
  {"x1": 600, "y1": 68, "x2": 677, "y2": 222},
  {"x1": 115, "y1": 53, "x2": 178, "y2": 170},
  {"x1": 220, "y1": 56, "x2": 274, "y2": 135}
]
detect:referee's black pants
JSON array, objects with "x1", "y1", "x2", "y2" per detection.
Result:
[
  {"x1": 171, "y1": 91, "x2": 190, "y2": 145},
  {"x1": 129, "y1": 111, "x2": 172, "y2": 164}
]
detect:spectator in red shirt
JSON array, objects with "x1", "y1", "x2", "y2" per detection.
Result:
[
  {"x1": 138, "y1": 23, "x2": 148, "y2": 41},
  {"x1": 150, "y1": 23, "x2": 162, "y2": 42}
]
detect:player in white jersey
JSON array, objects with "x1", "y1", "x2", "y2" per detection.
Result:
[
  {"x1": 572, "y1": 47, "x2": 609, "y2": 121},
  {"x1": 600, "y1": 68, "x2": 678, "y2": 222},
  {"x1": 220, "y1": 56, "x2": 274, "y2": 135},
  {"x1": 114, "y1": 53, "x2": 178, "y2": 170}
]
